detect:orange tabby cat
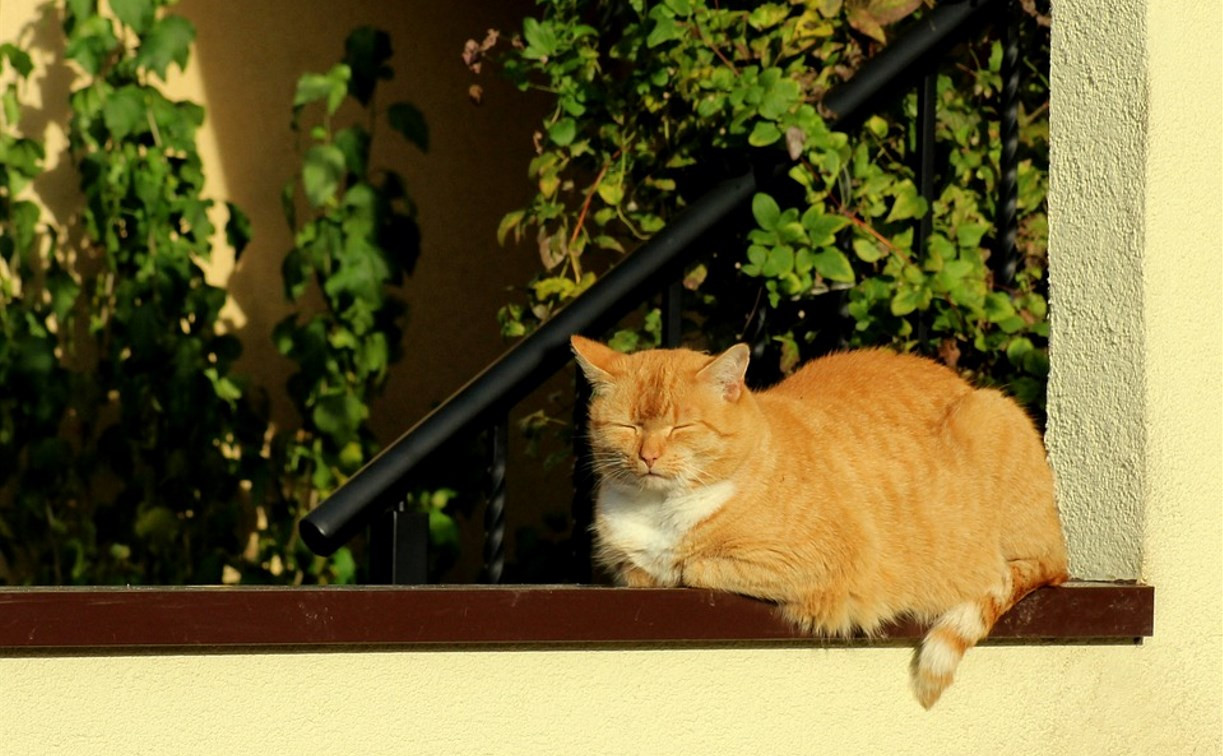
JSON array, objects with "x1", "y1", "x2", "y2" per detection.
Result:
[{"x1": 571, "y1": 335, "x2": 1068, "y2": 708}]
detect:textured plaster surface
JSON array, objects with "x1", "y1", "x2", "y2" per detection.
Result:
[
  {"x1": 1047, "y1": 0, "x2": 1148, "y2": 580},
  {"x1": 1, "y1": 0, "x2": 1220, "y2": 752},
  {"x1": 0, "y1": 635, "x2": 1219, "y2": 754}
]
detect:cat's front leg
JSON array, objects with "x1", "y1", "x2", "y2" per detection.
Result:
[
  {"x1": 620, "y1": 565, "x2": 665, "y2": 588},
  {"x1": 678, "y1": 551, "x2": 799, "y2": 603}
]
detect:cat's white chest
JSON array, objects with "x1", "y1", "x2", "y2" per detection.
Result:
[{"x1": 596, "y1": 480, "x2": 735, "y2": 585}]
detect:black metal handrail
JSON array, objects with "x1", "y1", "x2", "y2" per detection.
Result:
[{"x1": 300, "y1": 0, "x2": 1012, "y2": 576}]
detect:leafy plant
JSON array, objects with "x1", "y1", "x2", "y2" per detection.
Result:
[
  {"x1": 0, "y1": 0, "x2": 262, "y2": 583},
  {"x1": 272, "y1": 26, "x2": 456, "y2": 579},
  {"x1": 60, "y1": 0, "x2": 266, "y2": 582},
  {"x1": 1, "y1": 7, "x2": 448, "y2": 585},
  {"x1": 470, "y1": 0, "x2": 1051, "y2": 408},
  {"x1": 0, "y1": 41, "x2": 78, "y2": 581}
]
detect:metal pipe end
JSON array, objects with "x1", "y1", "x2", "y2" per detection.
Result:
[{"x1": 298, "y1": 516, "x2": 339, "y2": 557}]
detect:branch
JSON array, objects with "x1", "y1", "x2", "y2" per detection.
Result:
[
  {"x1": 569, "y1": 160, "x2": 613, "y2": 248},
  {"x1": 686, "y1": 22, "x2": 739, "y2": 75}
]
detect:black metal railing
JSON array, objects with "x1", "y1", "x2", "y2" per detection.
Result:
[{"x1": 300, "y1": 0, "x2": 1019, "y2": 583}]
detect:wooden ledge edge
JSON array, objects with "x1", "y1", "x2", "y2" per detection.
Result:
[{"x1": 0, "y1": 581, "x2": 1152, "y2": 649}]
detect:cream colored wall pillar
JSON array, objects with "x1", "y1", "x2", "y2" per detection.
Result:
[{"x1": 1047, "y1": 0, "x2": 1149, "y2": 579}]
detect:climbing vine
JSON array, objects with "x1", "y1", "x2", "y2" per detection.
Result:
[
  {"x1": 0, "y1": 4, "x2": 442, "y2": 584},
  {"x1": 469, "y1": 0, "x2": 1051, "y2": 407}
]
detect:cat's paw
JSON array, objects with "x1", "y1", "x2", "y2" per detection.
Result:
[{"x1": 620, "y1": 566, "x2": 663, "y2": 588}]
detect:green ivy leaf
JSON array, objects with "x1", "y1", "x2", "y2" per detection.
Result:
[
  {"x1": 597, "y1": 177, "x2": 624, "y2": 205},
  {"x1": 108, "y1": 0, "x2": 155, "y2": 34},
  {"x1": 890, "y1": 286, "x2": 923, "y2": 316},
  {"x1": 608, "y1": 329, "x2": 639, "y2": 353},
  {"x1": 801, "y1": 207, "x2": 851, "y2": 246},
  {"x1": 758, "y1": 77, "x2": 800, "y2": 120},
  {"x1": 429, "y1": 509, "x2": 461, "y2": 550},
  {"x1": 956, "y1": 222, "x2": 990, "y2": 250},
  {"x1": 134, "y1": 506, "x2": 179, "y2": 544},
  {"x1": 748, "y1": 3, "x2": 790, "y2": 30},
  {"x1": 1006, "y1": 336, "x2": 1034, "y2": 365},
  {"x1": 329, "y1": 547, "x2": 358, "y2": 584},
  {"x1": 885, "y1": 179, "x2": 928, "y2": 222},
  {"x1": 811, "y1": 247, "x2": 855, "y2": 283},
  {"x1": 294, "y1": 64, "x2": 351, "y2": 115},
  {"x1": 0, "y1": 43, "x2": 34, "y2": 78},
  {"x1": 523, "y1": 17, "x2": 560, "y2": 58},
  {"x1": 204, "y1": 367, "x2": 243, "y2": 404},
  {"x1": 852, "y1": 237, "x2": 886, "y2": 262},
  {"x1": 134, "y1": 15, "x2": 195, "y2": 79},
  {"x1": 3, "y1": 85, "x2": 20, "y2": 128},
  {"x1": 101, "y1": 85, "x2": 147, "y2": 141},
  {"x1": 547, "y1": 117, "x2": 577, "y2": 147},
  {"x1": 984, "y1": 291, "x2": 1016, "y2": 323},
  {"x1": 743, "y1": 244, "x2": 768, "y2": 276},
  {"x1": 748, "y1": 121, "x2": 782, "y2": 146},
  {"x1": 751, "y1": 193, "x2": 782, "y2": 230},
  {"x1": 46, "y1": 270, "x2": 80, "y2": 324},
  {"x1": 989, "y1": 40, "x2": 1004, "y2": 73},
  {"x1": 63, "y1": 14, "x2": 118, "y2": 75},
  {"x1": 646, "y1": 9, "x2": 683, "y2": 48},
  {"x1": 762, "y1": 245, "x2": 795, "y2": 277},
  {"x1": 356, "y1": 332, "x2": 390, "y2": 380},
  {"x1": 311, "y1": 393, "x2": 367, "y2": 444},
  {"x1": 333, "y1": 126, "x2": 371, "y2": 176},
  {"x1": 593, "y1": 235, "x2": 625, "y2": 253},
  {"x1": 497, "y1": 210, "x2": 525, "y2": 245},
  {"x1": 301, "y1": 145, "x2": 346, "y2": 207},
  {"x1": 323, "y1": 238, "x2": 390, "y2": 305},
  {"x1": 387, "y1": 102, "x2": 428, "y2": 152}
]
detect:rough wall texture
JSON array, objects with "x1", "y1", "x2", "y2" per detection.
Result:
[
  {"x1": 0, "y1": 0, "x2": 1220, "y2": 752},
  {"x1": 1046, "y1": 0, "x2": 1148, "y2": 580}
]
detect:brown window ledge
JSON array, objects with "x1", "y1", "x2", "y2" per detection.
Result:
[{"x1": 0, "y1": 581, "x2": 1152, "y2": 649}]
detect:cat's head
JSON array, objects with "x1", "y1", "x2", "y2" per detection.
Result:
[{"x1": 570, "y1": 335, "x2": 757, "y2": 494}]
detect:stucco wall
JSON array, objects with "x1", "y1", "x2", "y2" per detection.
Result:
[
  {"x1": 0, "y1": 0, "x2": 1219, "y2": 752},
  {"x1": 1046, "y1": 0, "x2": 1148, "y2": 581}
]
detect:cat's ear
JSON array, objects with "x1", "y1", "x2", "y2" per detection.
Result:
[
  {"x1": 570, "y1": 335, "x2": 619, "y2": 389},
  {"x1": 698, "y1": 343, "x2": 750, "y2": 402}
]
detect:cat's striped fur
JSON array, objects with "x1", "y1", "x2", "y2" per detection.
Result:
[{"x1": 572, "y1": 335, "x2": 1068, "y2": 708}]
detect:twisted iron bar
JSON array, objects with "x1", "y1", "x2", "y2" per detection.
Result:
[
  {"x1": 996, "y1": 2, "x2": 1021, "y2": 287},
  {"x1": 482, "y1": 419, "x2": 507, "y2": 583},
  {"x1": 569, "y1": 375, "x2": 595, "y2": 582},
  {"x1": 916, "y1": 70, "x2": 938, "y2": 346}
]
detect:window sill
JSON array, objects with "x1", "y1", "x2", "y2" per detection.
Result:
[{"x1": 0, "y1": 581, "x2": 1151, "y2": 649}]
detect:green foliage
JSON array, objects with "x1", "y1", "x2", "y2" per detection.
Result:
[
  {"x1": 276, "y1": 26, "x2": 457, "y2": 555},
  {"x1": 0, "y1": 39, "x2": 75, "y2": 581},
  {"x1": 0, "y1": 0, "x2": 260, "y2": 583},
  {"x1": 0, "y1": 10, "x2": 445, "y2": 584},
  {"x1": 474, "y1": 0, "x2": 1051, "y2": 409}
]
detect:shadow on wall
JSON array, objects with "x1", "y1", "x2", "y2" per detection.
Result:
[
  {"x1": 178, "y1": 0, "x2": 548, "y2": 436},
  {"x1": 182, "y1": 1, "x2": 579, "y2": 580},
  {"x1": 13, "y1": 5, "x2": 76, "y2": 227}
]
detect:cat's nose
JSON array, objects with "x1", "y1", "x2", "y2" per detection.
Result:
[{"x1": 639, "y1": 449, "x2": 660, "y2": 469}]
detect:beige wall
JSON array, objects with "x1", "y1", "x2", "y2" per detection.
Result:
[
  {"x1": 0, "y1": 0, "x2": 1220, "y2": 752},
  {"x1": 0, "y1": 0, "x2": 563, "y2": 574},
  {"x1": 1, "y1": 0, "x2": 546, "y2": 432}
]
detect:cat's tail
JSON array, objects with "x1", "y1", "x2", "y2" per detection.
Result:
[{"x1": 912, "y1": 558, "x2": 1067, "y2": 709}]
